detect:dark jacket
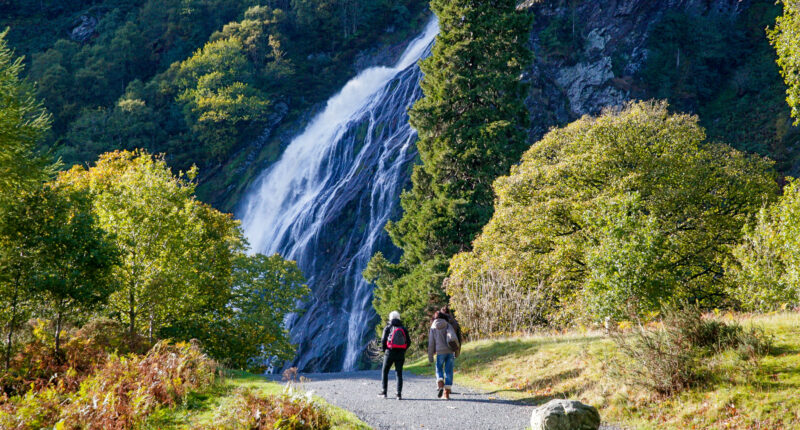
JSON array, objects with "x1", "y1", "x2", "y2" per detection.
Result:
[{"x1": 381, "y1": 318, "x2": 410, "y2": 352}]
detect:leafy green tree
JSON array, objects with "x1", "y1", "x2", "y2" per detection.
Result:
[
  {"x1": 0, "y1": 29, "x2": 53, "y2": 370},
  {"x1": 366, "y1": 0, "x2": 532, "y2": 338},
  {"x1": 448, "y1": 101, "x2": 778, "y2": 330},
  {"x1": 769, "y1": 0, "x2": 800, "y2": 124},
  {"x1": 56, "y1": 150, "x2": 236, "y2": 339},
  {"x1": 177, "y1": 37, "x2": 272, "y2": 160},
  {"x1": 729, "y1": 179, "x2": 800, "y2": 310},
  {"x1": 9, "y1": 186, "x2": 119, "y2": 356},
  {"x1": 178, "y1": 253, "x2": 308, "y2": 370}
]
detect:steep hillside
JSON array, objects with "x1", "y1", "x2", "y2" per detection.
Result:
[
  {"x1": 0, "y1": 0, "x2": 430, "y2": 206},
  {"x1": 520, "y1": 0, "x2": 799, "y2": 173}
]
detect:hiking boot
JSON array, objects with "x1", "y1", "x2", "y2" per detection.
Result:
[
  {"x1": 378, "y1": 392, "x2": 387, "y2": 399},
  {"x1": 437, "y1": 380, "x2": 444, "y2": 398},
  {"x1": 396, "y1": 393, "x2": 402, "y2": 400},
  {"x1": 444, "y1": 388, "x2": 451, "y2": 400}
]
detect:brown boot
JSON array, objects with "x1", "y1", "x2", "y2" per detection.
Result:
[
  {"x1": 437, "y1": 380, "x2": 444, "y2": 398},
  {"x1": 444, "y1": 388, "x2": 451, "y2": 400}
]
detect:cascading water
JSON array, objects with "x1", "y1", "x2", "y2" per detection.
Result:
[{"x1": 238, "y1": 18, "x2": 438, "y2": 371}]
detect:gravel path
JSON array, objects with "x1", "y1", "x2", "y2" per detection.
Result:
[{"x1": 283, "y1": 370, "x2": 623, "y2": 430}]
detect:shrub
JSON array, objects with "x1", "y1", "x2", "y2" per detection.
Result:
[
  {"x1": 445, "y1": 270, "x2": 552, "y2": 338},
  {"x1": 59, "y1": 340, "x2": 217, "y2": 429},
  {"x1": 75, "y1": 317, "x2": 149, "y2": 355},
  {"x1": 0, "y1": 387, "x2": 62, "y2": 430},
  {"x1": 209, "y1": 387, "x2": 331, "y2": 430},
  {"x1": 0, "y1": 340, "x2": 217, "y2": 429},
  {"x1": 1, "y1": 320, "x2": 107, "y2": 396},
  {"x1": 729, "y1": 179, "x2": 800, "y2": 311},
  {"x1": 610, "y1": 305, "x2": 771, "y2": 396}
]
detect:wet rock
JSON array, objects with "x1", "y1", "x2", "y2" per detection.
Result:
[
  {"x1": 530, "y1": 399, "x2": 600, "y2": 430},
  {"x1": 71, "y1": 15, "x2": 98, "y2": 43}
]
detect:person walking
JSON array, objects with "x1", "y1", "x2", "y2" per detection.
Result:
[
  {"x1": 428, "y1": 310, "x2": 459, "y2": 400},
  {"x1": 379, "y1": 310, "x2": 409, "y2": 400},
  {"x1": 439, "y1": 306, "x2": 462, "y2": 357}
]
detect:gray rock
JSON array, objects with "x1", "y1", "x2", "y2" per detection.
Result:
[
  {"x1": 70, "y1": 15, "x2": 98, "y2": 43},
  {"x1": 520, "y1": 0, "x2": 746, "y2": 141},
  {"x1": 530, "y1": 399, "x2": 601, "y2": 430}
]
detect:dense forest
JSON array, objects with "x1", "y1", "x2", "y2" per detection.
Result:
[{"x1": 0, "y1": 0, "x2": 429, "y2": 205}]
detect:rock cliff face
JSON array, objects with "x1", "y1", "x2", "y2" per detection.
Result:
[{"x1": 520, "y1": 0, "x2": 748, "y2": 142}]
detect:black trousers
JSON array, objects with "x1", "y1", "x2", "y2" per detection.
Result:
[{"x1": 381, "y1": 350, "x2": 405, "y2": 395}]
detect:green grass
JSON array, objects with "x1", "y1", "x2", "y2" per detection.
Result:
[
  {"x1": 407, "y1": 313, "x2": 800, "y2": 429},
  {"x1": 144, "y1": 370, "x2": 370, "y2": 429}
]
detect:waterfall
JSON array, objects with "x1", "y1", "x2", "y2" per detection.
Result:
[{"x1": 238, "y1": 18, "x2": 438, "y2": 371}]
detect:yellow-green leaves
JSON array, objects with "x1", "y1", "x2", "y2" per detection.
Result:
[
  {"x1": 769, "y1": 0, "x2": 800, "y2": 124},
  {"x1": 729, "y1": 179, "x2": 800, "y2": 310},
  {"x1": 448, "y1": 101, "x2": 778, "y2": 332}
]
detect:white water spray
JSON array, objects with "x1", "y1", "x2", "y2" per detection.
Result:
[{"x1": 239, "y1": 18, "x2": 438, "y2": 371}]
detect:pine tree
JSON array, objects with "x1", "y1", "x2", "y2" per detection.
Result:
[{"x1": 365, "y1": 0, "x2": 532, "y2": 339}]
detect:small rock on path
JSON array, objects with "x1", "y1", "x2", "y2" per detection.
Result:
[{"x1": 280, "y1": 370, "x2": 622, "y2": 429}]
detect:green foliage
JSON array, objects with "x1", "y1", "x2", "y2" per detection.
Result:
[
  {"x1": 55, "y1": 150, "x2": 307, "y2": 367},
  {"x1": 2, "y1": 0, "x2": 429, "y2": 176},
  {"x1": 448, "y1": 101, "x2": 779, "y2": 326},
  {"x1": 3, "y1": 185, "x2": 119, "y2": 356},
  {"x1": 641, "y1": 12, "x2": 744, "y2": 112},
  {"x1": 367, "y1": 0, "x2": 532, "y2": 340},
  {"x1": 729, "y1": 179, "x2": 800, "y2": 310},
  {"x1": 769, "y1": 0, "x2": 800, "y2": 124},
  {"x1": 177, "y1": 36, "x2": 272, "y2": 160},
  {"x1": 640, "y1": 3, "x2": 800, "y2": 171},
  {"x1": 168, "y1": 253, "x2": 308, "y2": 371},
  {"x1": 539, "y1": 15, "x2": 583, "y2": 62},
  {"x1": 610, "y1": 305, "x2": 771, "y2": 396},
  {"x1": 209, "y1": 387, "x2": 331, "y2": 430},
  {"x1": 0, "y1": 30, "x2": 51, "y2": 205},
  {"x1": 0, "y1": 34, "x2": 61, "y2": 370},
  {"x1": 56, "y1": 150, "x2": 226, "y2": 339}
]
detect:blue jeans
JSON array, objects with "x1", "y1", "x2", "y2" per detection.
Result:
[{"x1": 435, "y1": 353, "x2": 454, "y2": 388}]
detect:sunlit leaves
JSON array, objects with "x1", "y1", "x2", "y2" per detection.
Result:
[
  {"x1": 729, "y1": 179, "x2": 800, "y2": 310},
  {"x1": 769, "y1": 0, "x2": 800, "y2": 124},
  {"x1": 448, "y1": 101, "x2": 778, "y2": 323}
]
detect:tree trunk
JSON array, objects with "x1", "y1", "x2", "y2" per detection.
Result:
[
  {"x1": 148, "y1": 312, "x2": 154, "y2": 344},
  {"x1": 54, "y1": 305, "x2": 63, "y2": 358},
  {"x1": 3, "y1": 271, "x2": 21, "y2": 372},
  {"x1": 128, "y1": 286, "x2": 136, "y2": 337}
]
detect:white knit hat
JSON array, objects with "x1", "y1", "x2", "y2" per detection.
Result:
[{"x1": 388, "y1": 311, "x2": 401, "y2": 321}]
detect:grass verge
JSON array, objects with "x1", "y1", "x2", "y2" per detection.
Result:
[
  {"x1": 406, "y1": 312, "x2": 800, "y2": 429},
  {"x1": 144, "y1": 370, "x2": 370, "y2": 429}
]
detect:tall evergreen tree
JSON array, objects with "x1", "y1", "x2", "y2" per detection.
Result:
[{"x1": 365, "y1": 0, "x2": 532, "y2": 338}]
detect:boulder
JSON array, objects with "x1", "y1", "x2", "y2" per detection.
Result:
[{"x1": 530, "y1": 399, "x2": 600, "y2": 430}]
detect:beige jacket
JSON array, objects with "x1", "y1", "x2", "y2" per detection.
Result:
[{"x1": 428, "y1": 318, "x2": 455, "y2": 362}]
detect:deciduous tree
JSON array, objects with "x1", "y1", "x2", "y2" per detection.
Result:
[{"x1": 448, "y1": 101, "x2": 778, "y2": 330}]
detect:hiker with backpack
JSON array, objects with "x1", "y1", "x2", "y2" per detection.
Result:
[
  {"x1": 439, "y1": 306, "x2": 462, "y2": 357},
  {"x1": 428, "y1": 310, "x2": 460, "y2": 400},
  {"x1": 379, "y1": 310, "x2": 410, "y2": 400}
]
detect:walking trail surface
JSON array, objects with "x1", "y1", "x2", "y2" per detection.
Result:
[{"x1": 286, "y1": 370, "x2": 621, "y2": 430}]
